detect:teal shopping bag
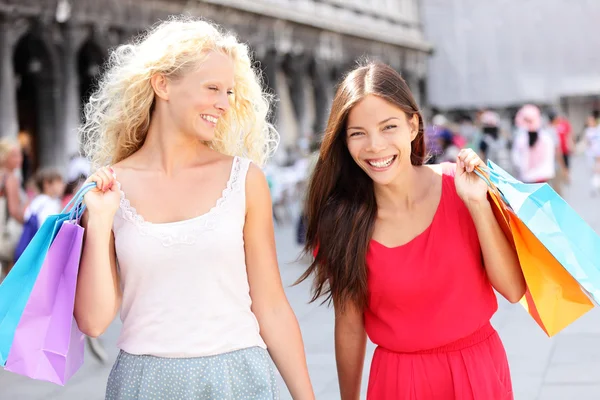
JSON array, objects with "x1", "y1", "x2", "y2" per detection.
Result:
[
  {"x1": 0, "y1": 183, "x2": 94, "y2": 365},
  {"x1": 486, "y1": 161, "x2": 600, "y2": 305}
]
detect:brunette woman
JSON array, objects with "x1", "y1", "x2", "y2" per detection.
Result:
[{"x1": 299, "y1": 62, "x2": 525, "y2": 399}]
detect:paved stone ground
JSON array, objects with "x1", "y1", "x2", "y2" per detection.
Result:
[{"x1": 1, "y1": 155, "x2": 598, "y2": 399}]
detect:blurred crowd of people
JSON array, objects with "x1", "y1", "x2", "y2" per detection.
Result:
[
  {"x1": 425, "y1": 107, "x2": 600, "y2": 196},
  {"x1": 0, "y1": 137, "x2": 90, "y2": 278}
]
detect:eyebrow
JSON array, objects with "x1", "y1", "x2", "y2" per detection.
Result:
[
  {"x1": 347, "y1": 117, "x2": 401, "y2": 131},
  {"x1": 206, "y1": 81, "x2": 235, "y2": 90}
]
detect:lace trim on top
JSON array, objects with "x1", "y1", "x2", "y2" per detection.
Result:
[{"x1": 117, "y1": 156, "x2": 244, "y2": 247}]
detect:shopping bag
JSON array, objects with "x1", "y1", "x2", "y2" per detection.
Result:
[
  {"x1": 14, "y1": 214, "x2": 39, "y2": 263},
  {"x1": 0, "y1": 213, "x2": 69, "y2": 364},
  {"x1": 4, "y1": 219, "x2": 85, "y2": 385},
  {"x1": 475, "y1": 167, "x2": 594, "y2": 336},
  {"x1": 0, "y1": 183, "x2": 94, "y2": 366},
  {"x1": 486, "y1": 161, "x2": 600, "y2": 305}
]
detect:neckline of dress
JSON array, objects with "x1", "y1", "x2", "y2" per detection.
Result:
[
  {"x1": 371, "y1": 169, "x2": 446, "y2": 250},
  {"x1": 117, "y1": 156, "x2": 239, "y2": 227}
]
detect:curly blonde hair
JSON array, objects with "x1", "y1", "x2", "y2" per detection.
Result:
[{"x1": 80, "y1": 16, "x2": 279, "y2": 169}]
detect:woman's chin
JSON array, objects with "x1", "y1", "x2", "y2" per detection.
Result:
[
  {"x1": 362, "y1": 167, "x2": 398, "y2": 186},
  {"x1": 190, "y1": 129, "x2": 215, "y2": 142},
  {"x1": 361, "y1": 159, "x2": 400, "y2": 186},
  {"x1": 370, "y1": 174, "x2": 396, "y2": 186}
]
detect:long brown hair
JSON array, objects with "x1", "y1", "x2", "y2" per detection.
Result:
[{"x1": 297, "y1": 61, "x2": 427, "y2": 311}]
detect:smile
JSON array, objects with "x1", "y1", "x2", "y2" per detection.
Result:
[
  {"x1": 366, "y1": 155, "x2": 397, "y2": 169},
  {"x1": 201, "y1": 114, "x2": 218, "y2": 124}
]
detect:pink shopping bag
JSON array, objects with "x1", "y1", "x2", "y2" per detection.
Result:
[{"x1": 4, "y1": 220, "x2": 85, "y2": 385}]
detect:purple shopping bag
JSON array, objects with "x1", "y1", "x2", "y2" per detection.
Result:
[{"x1": 4, "y1": 220, "x2": 85, "y2": 385}]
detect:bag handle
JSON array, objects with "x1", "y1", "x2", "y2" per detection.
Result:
[
  {"x1": 476, "y1": 164, "x2": 522, "y2": 185},
  {"x1": 473, "y1": 166, "x2": 494, "y2": 188},
  {"x1": 62, "y1": 182, "x2": 97, "y2": 222},
  {"x1": 62, "y1": 182, "x2": 95, "y2": 214},
  {"x1": 473, "y1": 165, "x2": 511, "y2": 206}
]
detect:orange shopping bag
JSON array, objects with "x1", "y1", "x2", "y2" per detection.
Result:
[{"x1": 477, "y1": 168, "x2": 594, "y2": 336}]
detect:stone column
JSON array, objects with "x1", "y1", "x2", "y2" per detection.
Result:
[
  {"x1": 0, "y1": 16, "x2": 19, "y2": 139},
  {"x1": 309, "y1": 59, "x2": 332, "y2": 139},
  {"x1": 282, "y1": 52, "x2": 311, "y2": 138},
  {"x1": 60, "y1": 22, "x2": 82, "y2": 159},
  {"x1": 402, "y1": 48, "x2": 427, "y2": 109},
  {"x1": 260, "y1": 48, "x2": 280, "y2": 125},
  {"x1": 417, "y1": 78, "x2": 427, "y2": 110},
  {"x1": 36, "y1": 73, "x2": 61, "y2": 168}
]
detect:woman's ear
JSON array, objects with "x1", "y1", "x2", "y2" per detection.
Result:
[
  {"x1": 150, "y1": 74, "x2": 170, "y2": 101},
  {"x1": 410, "y1": 114, "x2": 420, "y2": 141}
]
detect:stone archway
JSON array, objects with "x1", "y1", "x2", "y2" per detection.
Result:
[
  {"x1": 77, "y1": 39, "x2": 105, "y2": 115},
  {"x1": 13, "y1": 29, "x2": 57, "y2": 176}
]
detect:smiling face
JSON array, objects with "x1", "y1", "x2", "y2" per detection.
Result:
[
  {"x1": 164, "y1": 50, "x2": 235, "y2": 141},
  {"x1": 345, "y1": 95, "x2": 419, "y2": 186}
]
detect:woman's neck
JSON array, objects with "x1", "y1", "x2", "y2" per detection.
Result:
[
  {"x1": 374, "y1": 164, "x2": 428, "y2": 212},
  {"x1": 136, "y1": 115, "x2": 212, "y2": 176}
]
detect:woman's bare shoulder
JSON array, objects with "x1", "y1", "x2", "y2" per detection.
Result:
[
  {"x1": 110, "y1": 153, "x2": 142, "y2": 174},
  {"x1": 423, "y1": 163, "x2": 448, "y2": 177}
]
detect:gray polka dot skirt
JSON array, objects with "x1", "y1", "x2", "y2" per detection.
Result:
[{"x1": 105, "y1": 347, "x2": 280, "y2": 399}]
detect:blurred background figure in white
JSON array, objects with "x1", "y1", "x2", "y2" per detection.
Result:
[
  {"x1": 584, "y1": 112, "x2": 600, "y2": 196},
  {"x1": 512, "y1": 104, "x2": 556, "y2": 184}
]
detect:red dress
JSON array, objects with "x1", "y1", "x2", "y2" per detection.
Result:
[{"x1": 365, "y1": 163, "x2": 513, "y2": 399}]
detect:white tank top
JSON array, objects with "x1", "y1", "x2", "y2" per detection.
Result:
[{"x1": 112, "y1": 157, "x2": 266, "y2": 358}]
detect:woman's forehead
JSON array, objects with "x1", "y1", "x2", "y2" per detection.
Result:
[
  {"x1": 188, "y1": 51, "x2": 235, "y2": 85},
  {"x1": 348, "y1": 96, "x2": 407, "y2": 123}
]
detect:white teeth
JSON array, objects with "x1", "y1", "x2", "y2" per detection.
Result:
[
  {"x1": 201, "y1": 115, "x2": 218, "y2": 124},
  {"x1": 367, "y1": 156, "x2": 395, "y2": 168}
]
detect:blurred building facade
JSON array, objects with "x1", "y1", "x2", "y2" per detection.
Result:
[
  {"x1": 422, "y1": 0, "x2": 600, "y2": 133},
  {"x1": 0, "y1": 0, "x2": 431, "y2": 170}
]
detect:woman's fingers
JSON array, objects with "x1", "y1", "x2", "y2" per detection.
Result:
[
  {"x1": 88, "y1": 166, "x2": 115, "y2": 192},
  {"x1": 457, "y1": 149, "x2": 481, "y2": 172}
]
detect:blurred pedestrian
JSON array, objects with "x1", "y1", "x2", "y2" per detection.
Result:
[
  {"x1": 584, "y1": 113, "x2": 600, "y2": 195},
  {"x1": 17, "y1": 131, "x2": 34, "y2": 187},
  {"x1": 14, "y1": 167, "x2": 64, "y2": 262},
  {"x1": 458, "y1": 114, "x2": 481, "y2": 151},
  {"x1": 549, "y1": 111, "x2": 573, "y2": 184},
  {"x1": 0, "y1": 138, "x2": 26, "y2": 278},
  {"x1": 512, "y1": 105, "x2": 556, "y2": 184},
  {"x1": 426, "y1": 114, "x2": 451, "y2": 163},
  {"x1": 75, "y1": 17, "x2": 314, "y2": 399},
  {"x1": 29, "y1": 168, "x2": 64, "y2": 224},
  {"x1": 62, "y1": 154, "x2": 91, "y2": 209},
  {"x1": 438, "y1": 129, "x2": 460, "y2": 162},
  {"x1": 479, "y1": 111, "x2": 498, "y2": 159},
  {"x1": 296, "y1": 140, "x2": 320, "y2": 245},
  {"x1": 299, "y1": 62, "x2": 523, "y2": 399}
]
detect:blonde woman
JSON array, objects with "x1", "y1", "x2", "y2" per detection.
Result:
[
  {"x1": 0, "y1": 138, "x2": 26, "y2": 276},
  {"x1": 75, "y1": 17, "x2": 314, "y2": 400}
]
